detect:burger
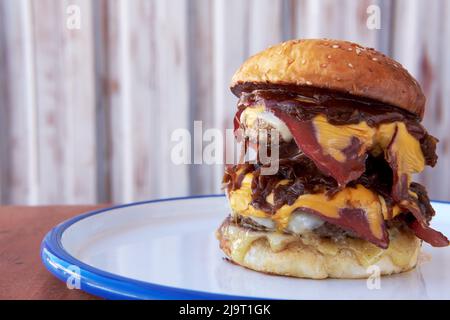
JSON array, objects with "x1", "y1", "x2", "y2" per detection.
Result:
[{"x1": 216, "y1": 39, "x2": 449, "y2": 279}]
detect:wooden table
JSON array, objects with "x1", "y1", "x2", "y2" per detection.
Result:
[{"x1": 0, "y1": 205, "x2": 107, "y2": 299}]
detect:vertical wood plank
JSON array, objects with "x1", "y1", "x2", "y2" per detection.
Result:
[
  {"x1": 188, "y1": 0, "x2": 215, "y2": 194},
  {"x1": 103, "y1": 0, "x2": 190, "y2": 202},
  {"x1": 32, "y1": 0, "x2": 97, "y2": 204},
  {"x1": 97, "y1": 0, "x2": 137, "y2": 203},
  {"x1": 153, "y1": 0, "x2": 190, "y2": 198},
  {"x1": 33, "y1": 0, "x2": 67, "y2": 204},
  {"x1": 376, "y1": 0, "x2": 393, "y2": 55},
  {"x1": 212, "y1": 0, "x2": 250, "y2": 193},
  {"x1": 341, "y1": 0, "x2": 379, "y2": 47},
  {"x1": 247, "y1": 0, "x2": 284, "y2": 55},
  {"x1": 414, "y1": 0, "x2": 443, "y2": 197},
  {"x1": 391, "y1": 0, "x2": 448, "y2": 200},
  {"x1": 390, "y1": 0, "x2": 422, "y2": 76},
  {"x1": 98, "y1": 0, "x2": 150, "y2": 203},
  {"x1": 94, "y1": 0, "x2": 124, "y2": 203},
  {"x1": 62, "y1": 0, "x2": 97, "y2": 203},
  {"x1": 294, "y1": 0, "x2": 346, "y2": 39},
  {"x1": 126, "y1": 0, "x2": 157, "y2": 201},
  {"x1": 418, "y1": 0, "x2": 449, "y2": 201},
  {"x1": 0, "y1": 0, "x2": 8, "y2": 203},
  {"x1": 0, "y1": 0, "x2": 39, "y2": 204},
  {"x1": 293, "y1": 0, "x2": 381, "y2": 49},
  {"x1": 436, "y1": 0, "x2": 450, "y2": 200},
  {"x1": 92, "y1": 0, "x2": 111, "y2": 203}
]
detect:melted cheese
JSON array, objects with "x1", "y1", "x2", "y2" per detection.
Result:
[
  {"x1": 229, "y1": 173, "x2": 403, "y2": 237},
  {"x1": 274, "y1": 184, "x2": 385, "y2": 239},
  {"x1": 312, "y1": 115, "x2": 425, "y2": 172},
  {"x1": 240, "y1": 105, "x2": 292, "y2": 141},
  {"x1": 286, "y1": 213, "x2": 325, "y2": 233},
  {"x1": 388, "y1": 122, "x2": 425, "y2": 192},
  {"x1": 222, "y1": 223, "x2": 296, "y2": 261},
  {"x1": 313, "y1": 115, "x2": 375, "y2": 162},
  {"x1": 240, "y1": 105, "x2": 265, "y2": 127},
  {"x1": 257, "y1": 112, "x2": 293, "y2": 141},
  {"x1": 228, "y1": 174, "x2": 267, "y2": 218},
  {"x1": 244, "y1": 213, "x2": 324, "y2": 235},
  {"x1": 387, "y1": 122, "x2": 425, "y2": 172},
  {"x1": 220, "y1": 222, "x2": 418, "y2": 268}
]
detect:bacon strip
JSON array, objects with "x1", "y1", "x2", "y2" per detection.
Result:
[
  {"x1": 233, "y1": 108, "x2": 245, "y2": 136},
  {"x1": 302, "y1": 207, "x2": 389, "y2": 248},
  {"x1": 268, "y1": 108, "x2": 367, "y2": 186},
  {"x1": 409, "y1": 220, "x2": 449, "y2": 247}
]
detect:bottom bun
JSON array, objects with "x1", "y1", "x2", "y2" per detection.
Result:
[{"x1": 216, "y1": 217, "x2": 421, "y2": 279}]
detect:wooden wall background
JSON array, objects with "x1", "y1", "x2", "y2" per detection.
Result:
[{"x1": 0, "y1": 0, "x2": 449, "y2": 205}]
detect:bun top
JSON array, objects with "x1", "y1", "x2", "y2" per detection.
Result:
[{"x1": 231, "y1": 39, "x2": 425, "y2": 119}]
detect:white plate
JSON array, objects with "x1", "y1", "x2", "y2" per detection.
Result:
[{"x1": 41, "y1": 195, "x2": 450, "y2": 299}]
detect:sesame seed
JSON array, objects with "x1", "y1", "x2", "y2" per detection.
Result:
[
  {"x1": 372, "y1": 57, "x2": 378, "y2": 61},
  {"x1": 306, "y1": 81, "x2": 312, "y2": 85},
  {"x1": 332, "y1": 44, "x2": 340, "y2": 48},
  {"x1": 348, "y1": 63, "x2": 353, "y2": 68},
  {"x1": 320, "y1": 63, "x2": 327, "y2": 68},
  {"x1": 327, "y1": 55, "x2": 332, "y2": 59},
  {"x1": 355, "y1": 48, "x2": 361, "y2": 55},
  {"x1": 348, "y1": 47, "x2": 353, "y2": 51},
  {"x1": 301, "y1": 59, "x2": 306, "y2": 65}
]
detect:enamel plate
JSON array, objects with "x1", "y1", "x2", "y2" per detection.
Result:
[{"x1": 41, "y1": 195, "x2": 450, "y2": 300}]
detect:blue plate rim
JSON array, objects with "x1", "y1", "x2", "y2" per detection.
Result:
[
  {"x1": 41, "y1": 195, "x2": 450, "y2": 300},
  {"x1": 41, "y1": 194, "x2": 262, "y2": 300}
]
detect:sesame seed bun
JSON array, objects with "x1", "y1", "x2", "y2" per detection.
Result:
[
  {"x1": 231, "y1": 39, "x2": 425, "y2": 119},
  {"x1": 216, "y1": 218, "x2": 421, "y2": 279}
]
